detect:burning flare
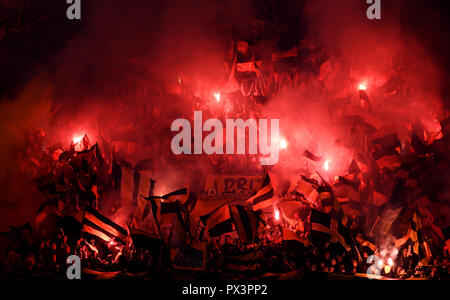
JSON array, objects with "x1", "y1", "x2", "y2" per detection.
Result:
[
  {"x1": 280, "y1": 138, "x2": 288, "y2": 150},
  {"x1": 72, "y1": 136, "x2": 83, "y2": 144},
  {"x1": 274, "y1": 209, "x2": 280, "y2": 221},
  {"x1": 323, "y1": 159, "x2": 331, "y2": 171},
  {"x1": 358, "y1": 83, "x2": 367, "y2": 91},
  {"x1": 214, "y1": 91, "x2": 221, "y2": 102}
]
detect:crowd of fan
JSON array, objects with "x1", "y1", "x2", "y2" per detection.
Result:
[{"x1": 206, "y1": 223, "x2": 450, "y2": 279}]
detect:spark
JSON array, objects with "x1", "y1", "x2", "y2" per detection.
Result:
[{"x1": 280, "y1": 138, "x2": 288, "y2": 150}]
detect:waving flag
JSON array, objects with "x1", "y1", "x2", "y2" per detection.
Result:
[
  {"x1": 229, "y1": 205, "x2": 266, "y2": 244},
  {"x1": 200, "y1": 205, "x2": 234, "y2": 238},
  {"x1": 82, "y1": 207, "x2": 127, "y2": 244},
  {"x1": 370, "y1": 133, "x2": 402, "y2": 170},
  {"x1": 247, "y1": 172, "x2": 275, "y2": 210},
  {"x1": 310, "y1": 209, "x2": 354, "y2": 252}
]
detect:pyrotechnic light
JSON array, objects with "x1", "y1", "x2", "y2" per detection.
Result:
[
  {"x1": 388, "y1": 257, "x2": 394, "y2": 267},
  {"x1": 280, "y1": 138, "x2": 288, "y2": 150},
  {"x1": 214, "y1": 91, "x2": 221, "y2": 102},
  {"x1": 358, "y1": 83, "x2": 367, "y2": 91},
  {"x1": 73, "y1": 136, "x2": 83, "y2": 144},
  {"x1": 323, "y1": 159, "x2": 331, "y2": 171},
  {"x1": 108, "y1": 240, "x2": 116, "y2": 246},
  {"x1": 378, "y1": 259, "x2": 384, "y2": 268},
  {"x1": 274, "y1": 209, "x2": 280, "y2": 221}
]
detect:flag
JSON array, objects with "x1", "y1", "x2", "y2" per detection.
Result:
[
  {"x1": 282, "y1": 228, "x2": 311, "y2": 248},
  {"x1": 310, "y1": 209, "x2": 353, "y2": 252},
  {"x1": 345, "y1": 116, "x2": 378, "y2": 136},
  {"x1": 82, "y1": 207, "x2": 127, "y2": 244},
  {"x1": 372, "y1": 190, "x2": 389, "y2": 207},
  {"x1": 70, "y1": 143, "x2": 104, "y2": 171},
  {"x1": 159, "y1": 188, "x2": 189, "y2": 205},
  {"x1": 303, "y1": 149, "x2": 322, "y2": 162},
  {"x1": 395, "y1": 162, "x2": 421, "y2": 189},
  {"x1": 112, "y1": 156, "x2": 153, "y2": 207},
  {"x1": 355, "y1": 234, "x2": 377, "y2": 254},
  {"x1": 395, "y1": 211, "x2": 432, "y2": 264},
  {"x1": 318, "y1": 185, "x2": 342, "y2": 219},
  {"x1": 370, "y1": 204, "x2": 404, "y2": 238},
  {"x1": 143, "y1": 188, "x2": 190, "y2": 235},
  {"x1": 200, "y1": 205, "x2": 234, "y2": 238},
  {"x1": 229, "y1": 205, "x2": 265, "y2": 244},
  {"x1": 409, "y1": 211, "x2": 432, "y2": 263},
  {"x1": 129, "y1": 227, "x2": 163, "y2": 250},
  {"x1": 333, "y1": 174, "x2": 360, "y2": 203},
  {"x1": 348, "y1": 159, "x2": 361, "y2": 174},
  {"x1": 370, "y1": 133, "x2": 402, "y2": 170},
  {"x1": 288, "y1": 175, "x2": 319, "y2": 206},
  {"x1": 247, "y1": 172, "x2": 275, "y2": 210}
]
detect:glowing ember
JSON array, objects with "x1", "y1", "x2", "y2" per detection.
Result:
[
  {"x1": 280, "y1": 138, "x2": 288, "y2": 150},
  {"x1": 323, "y1": 159, "x2": 331, "y2": 171},
  {"x1": 358, "y1": 83, "x2": 367, "y2": 91},
  {"x1": 214, "y1": 91, "x2": 221, "y2": 102}
]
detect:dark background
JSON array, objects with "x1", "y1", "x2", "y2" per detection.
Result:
[{"x1": 0, "y1": 0, "x2": 449, "y2": 106}]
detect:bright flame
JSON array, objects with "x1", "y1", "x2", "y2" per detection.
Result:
[
  {"x1": 323, "y1": 159, "x2": 331, "y2": 171},
  {"x1": 280, "y1": 138, "x2": 288, "y2": 150},
  {"x1": 358, "y1": 83, "x2": 367, "y2": 91},
  {"x1": 214, "y1": 92, "x2": 221, "y2": 102},
  {"x1": 378, "y1": 260, "x2": 384, "y2": 268},
  {"x1": 274, "y1": 210, "x2": 280, "y2": 221},
  {"x1": 388, "y1": 257, "x2": 394, "y2": 266},
  {"x1": 73, "y1": 136, "x2": 83, "y2": 144}
]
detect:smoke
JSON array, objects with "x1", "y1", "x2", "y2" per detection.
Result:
[{"x1": 0, "y1": 0, "x2": 449, "y2": 230}]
